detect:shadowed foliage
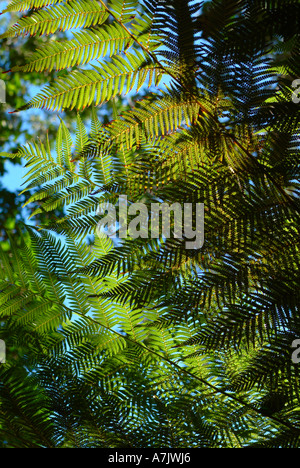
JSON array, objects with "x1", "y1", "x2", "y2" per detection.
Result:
[{"x1": 0, "y1": 0, "x2": 300, "y2": 448}]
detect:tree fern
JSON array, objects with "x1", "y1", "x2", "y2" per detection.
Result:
[
  {"x1": 18, "y1": 52, "x2": 162, "y2": 112},
  {"x1": 0, "y1": 0, "x2": 300, "y2": 449},
  {"x1": 0, "y1": 0, "x2": 109, "y2": 38}
]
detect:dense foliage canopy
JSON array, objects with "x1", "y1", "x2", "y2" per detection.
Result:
[{"x1": 0, "y1": 0, "x2": 300, "y2": 448}]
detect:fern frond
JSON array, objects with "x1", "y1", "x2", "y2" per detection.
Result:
[
  {"x1": 1, "y1": 0, "x2": 300, "y2": 449},
  {"x1": 1, "y1": 0, "x2": 63, "y2": 13},
  {"x1": 0, "y1": 0, "x2": 108, "y2": 38},
  {"x1": 108, "y1": 0, "x2": 139, "y2": 22},
  {"x1": 18, "y1": 52, "x2": 163, "y2": 112}
]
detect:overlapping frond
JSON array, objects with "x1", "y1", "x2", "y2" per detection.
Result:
[
  {"x1": 2, "y1": 226, "x2": 268, "y2": 448},
  {"x1": 19, "y1": 52, "x2": 162, "y2": 112},
  {"x1": 1, "y1": 0, "x2": 64, "y2": 13},
  {"x1": 1, "y1": 0, "x2": 300, "y2": 449},
  {"x1": 11, "y1": 24, "x2": 132, "y2": 73},
  {"x1": 0, "y1": 0, "x2": 109, "y2": 38}
]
